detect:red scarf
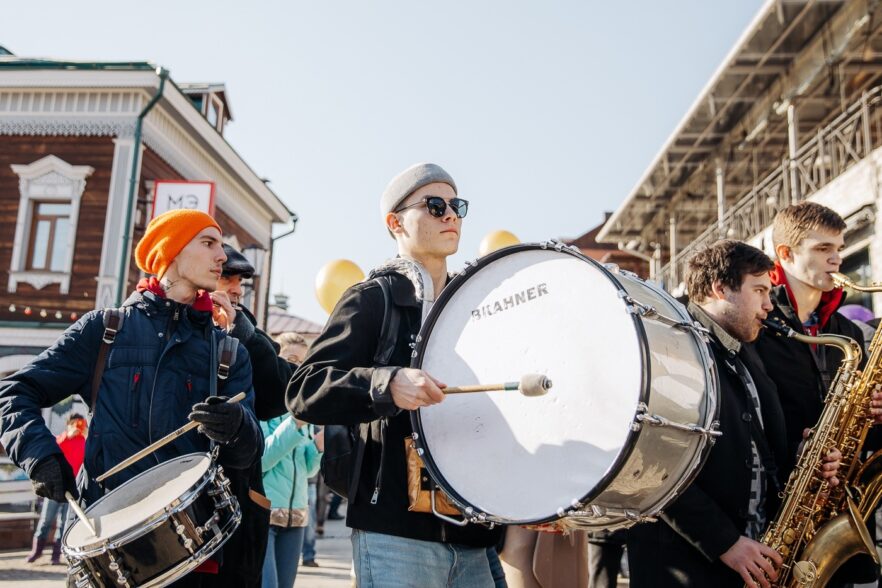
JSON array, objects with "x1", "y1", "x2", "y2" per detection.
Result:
[
  {"x1": 769, "y1": 261, "x2": 843, "y2": 330},
  {"x1": 136, "y1": 277, "x2": 214, "y2": 312}
]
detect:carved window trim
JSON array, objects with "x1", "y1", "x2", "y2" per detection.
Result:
[{"x1": 8, "y1": 155, "x2": 94, "y2": 294}]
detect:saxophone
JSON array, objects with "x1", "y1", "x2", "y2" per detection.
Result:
[{"x1": 756, "y1": 271, "x2": 882, "y2": 587}]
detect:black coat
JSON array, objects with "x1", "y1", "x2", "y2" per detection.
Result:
[
  {"x1": 288, "y1": 272, "x2": 501, "y2": 547},
  {"x1": 628, "y1": 307, "x2": 790, "y2": 588},
  {"x1": 754, "y1": 285, "x2": 867, "y2": 458},
  {"x1": 753, "y1": 284, "x2": 878, "y2": 585},
  {"x1": 231, "y1": 306, "x2": 293, "y2": 421},
  {"x1": 210, "y1": 305, "x2": 290, "y2": 587}
]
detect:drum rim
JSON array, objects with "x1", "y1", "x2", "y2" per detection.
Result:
[
  {"x1": 63, "y1": 452, "x2": 214, "y2": 555},
  {"x1": 409, "y1": 242, "x2": 652, "y2": 525}
]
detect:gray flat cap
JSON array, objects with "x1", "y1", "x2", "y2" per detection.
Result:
[{"x1": 380, "y1": 163, "x2": 457, "y2": 221}]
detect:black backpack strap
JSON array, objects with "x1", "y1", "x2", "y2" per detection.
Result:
[
  {"x1": 349, "y1": 276, "x2": 401, "y2": 503},
  {"x1": 90, "y1": 309, "x2": 125, "y2": 413},
  {"x1": 373, "y1": 276, "x2": 400, "y2": 366},
  {"x1": 217, "y1": 335, "x2": 237, "y2": 381}
]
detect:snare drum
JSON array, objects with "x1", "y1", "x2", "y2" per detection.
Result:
[
  {"x1": 411, "y1": 243, "x2": 720, "y2": 531},
  {"x1": 63, "y1": 453, "x2": 241, "y2": 588}
]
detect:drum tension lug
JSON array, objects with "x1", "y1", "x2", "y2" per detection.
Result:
[
  {"x1": 634, "y1": 404, "x2": 722, "y2": 439},
  {"x1": 106, "y1": 552, "x2": 132, "y2": 588}
]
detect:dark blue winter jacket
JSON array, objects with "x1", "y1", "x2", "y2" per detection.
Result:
[{"x1": 0, "y1": 289, "x2": 263, "y2": 506}]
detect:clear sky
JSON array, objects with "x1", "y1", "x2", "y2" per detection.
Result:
[{"x1": 2, "y1": 0, "x2": 765, "y2": 323}]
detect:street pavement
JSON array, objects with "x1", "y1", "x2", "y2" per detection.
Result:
[
  {"x1": 0, "y1": 515, "x2": 355, "y2": 588},
  {"x1": 0, "y1": 516, "x2": 631, "y2": 587}
]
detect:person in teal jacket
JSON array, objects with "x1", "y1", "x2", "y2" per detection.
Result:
[{"x1": 260, "y1": 415, "x2": 322, "y2": 588}]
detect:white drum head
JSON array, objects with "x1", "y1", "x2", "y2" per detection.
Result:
[
  {"x1": 415, "y1": 248, "x2": 644, "y2": 523},
  {"x1": 65, "y1": 453, "x2": 211, "y2": 549}
]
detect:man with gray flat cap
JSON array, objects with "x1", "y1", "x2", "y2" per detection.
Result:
[{"x1": 289, "y1": 163, "x2": 502, "y2": 587}]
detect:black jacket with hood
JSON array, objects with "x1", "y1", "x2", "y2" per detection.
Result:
[{"x1": 287, "y1": 270, "x2": 501, "y2": 547}]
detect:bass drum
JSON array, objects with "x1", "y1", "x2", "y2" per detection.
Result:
[{"x1": 411, "y1": 243, "x2": 719, "y2": 530}]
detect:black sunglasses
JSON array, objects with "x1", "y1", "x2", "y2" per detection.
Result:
[{"x1": 395, "y1": 196, "x2": 469, "y2": 219}]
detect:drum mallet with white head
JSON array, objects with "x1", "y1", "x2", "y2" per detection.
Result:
[
  {"x1": 444, "y1": 374, "x2": 552, "y2": 397},
  {"x1": 96, "y1": 391, "x2": 247, "y2": 483}
]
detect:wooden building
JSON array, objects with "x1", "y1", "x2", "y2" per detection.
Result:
[
  {"x1": 0, "y1": 54, "x2": 294, "y2": 376},
  {"x1": 0, "y1": 53, "x2": 295, "y2": 543}
]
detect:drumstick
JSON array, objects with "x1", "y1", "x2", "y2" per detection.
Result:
[
  {"x1": 444, "y1": 374, "x2": 552, "y2": 397},
  {"x1": 96, "y1": 392, "x2": 247, "y2": 483},
  {"x1": 65, "y1": 491, "x2": 97, "y2": 537}
]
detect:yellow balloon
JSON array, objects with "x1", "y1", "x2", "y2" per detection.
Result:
[
  {"x1": 315, "y1": 259, "x2": 365, "y2": 314},
  {"x1": 479, "y1": 230, "x2": 520, "y2": 257}
]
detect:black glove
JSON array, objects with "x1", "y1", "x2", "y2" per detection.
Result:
[
  {"x1": 189, "y1": 395, "x2": 244, "y2": 445},
  {"x1": 31, "y1": 454, "x2": 78, "y2": 502}
]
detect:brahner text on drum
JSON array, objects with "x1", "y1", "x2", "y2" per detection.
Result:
[{"x1": 470, "y1": 283, "x2": 549, "y2": 321}]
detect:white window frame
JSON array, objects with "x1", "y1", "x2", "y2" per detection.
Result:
[
  {"x1": 8, "y1": 155, "x2": 94, "y2": 294},
  {"x1": 208, "y1": 93, "x2": 225, "y2": 133}
]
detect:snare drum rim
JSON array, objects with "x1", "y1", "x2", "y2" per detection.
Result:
[
  {"x1": 409, "y1": 242, "x2": 652, "y2": 525},
  {"x1": 63, "y1": 452, "x2": 215, "y2": 557}
]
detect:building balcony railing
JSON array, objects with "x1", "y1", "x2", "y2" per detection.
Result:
[{"x1": 661, "y1": 86, "x2": 882, "y2": 288}]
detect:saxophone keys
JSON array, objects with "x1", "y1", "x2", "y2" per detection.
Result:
[
  {"x1": 792, "y1": 560, "x2": 818, "y2": 584},
  {"x1": 782, "y1": 528, "x2": 797, "y2": 545}
]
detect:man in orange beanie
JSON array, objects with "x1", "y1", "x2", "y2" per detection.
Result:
[{"x1": 0, "y1": 208, "x2": 263, "y2": 586}]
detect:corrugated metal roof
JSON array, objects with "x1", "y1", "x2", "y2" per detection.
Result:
[
  {"x1": 266, "y1": 307, "x2": 324, "y2": 337},
  {"x1": 598, "y1": 0, "x2": 867, "y2": 245}
]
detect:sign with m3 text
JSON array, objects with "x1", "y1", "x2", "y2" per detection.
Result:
[{"x1": 151, "y1": 180, "x2": 216, "y2": 219}]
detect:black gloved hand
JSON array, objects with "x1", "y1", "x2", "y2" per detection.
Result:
[
  {"x1": 31, "y1": 453, "x2": 78, "y2": 502},
  {"x1": 189, "y1": 395, "x2": 244, "y2": 445}
]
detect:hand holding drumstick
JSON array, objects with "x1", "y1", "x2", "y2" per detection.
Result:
[{"x1": 389, "y1": 370, "x2": 551, "y2": 410}]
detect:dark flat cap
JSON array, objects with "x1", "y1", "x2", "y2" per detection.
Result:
[{"x1": 222, "y1": 244, "x2": 255, "y2": 278}]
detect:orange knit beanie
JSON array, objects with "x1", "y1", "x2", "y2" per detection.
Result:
[{"x1": 135, "y1": 209, "x2": 222, "y2": 278}]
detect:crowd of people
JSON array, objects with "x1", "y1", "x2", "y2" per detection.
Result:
[{"x1": 0, "y1": 161, "x2": 882, "y2": 587}]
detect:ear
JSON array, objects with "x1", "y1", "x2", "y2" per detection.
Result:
[
  {"x1": 775, "y1": 243, "x2": 792, "y2": 263},
  {"x1": 385, "y1": 211, "x2": 403, "y2": 236},
  {"x1": 709, "y1": 279, "x2": 728, "y2": 301}
]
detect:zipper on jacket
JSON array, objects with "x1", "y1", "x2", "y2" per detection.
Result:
[
  {"x1": 130, "y1": 368, "x2": 142, "y2": 427},
  {"x1": 370, "y1": 419, "x2": 386, "y2": 505},
  {"x1": 148, "y1": 305, "x2": 182, "y2": 448},
  {"x1": 287, "y1": 444, "x2": 298, "y2": 526}
]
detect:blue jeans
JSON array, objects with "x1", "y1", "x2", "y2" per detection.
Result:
[
  {"x1": 34, "y1": 499, "x2": 68, "y2": 542},
  {"x1": 351, "y1": 529, "x2": 494, "y2": 588},
  {"x1": 262, "y1": 525, "x2": 306, "y2": 588},
  {"x1": 486, "y1": 547, "x2": 507, "y2": 588},
  {"x1": 302, "y1": 483, "x2": 317, "y2": 562}
]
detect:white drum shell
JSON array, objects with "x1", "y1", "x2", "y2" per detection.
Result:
[{"x1": 412, "y1": 245, "x2": 718, "y2": 530}]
